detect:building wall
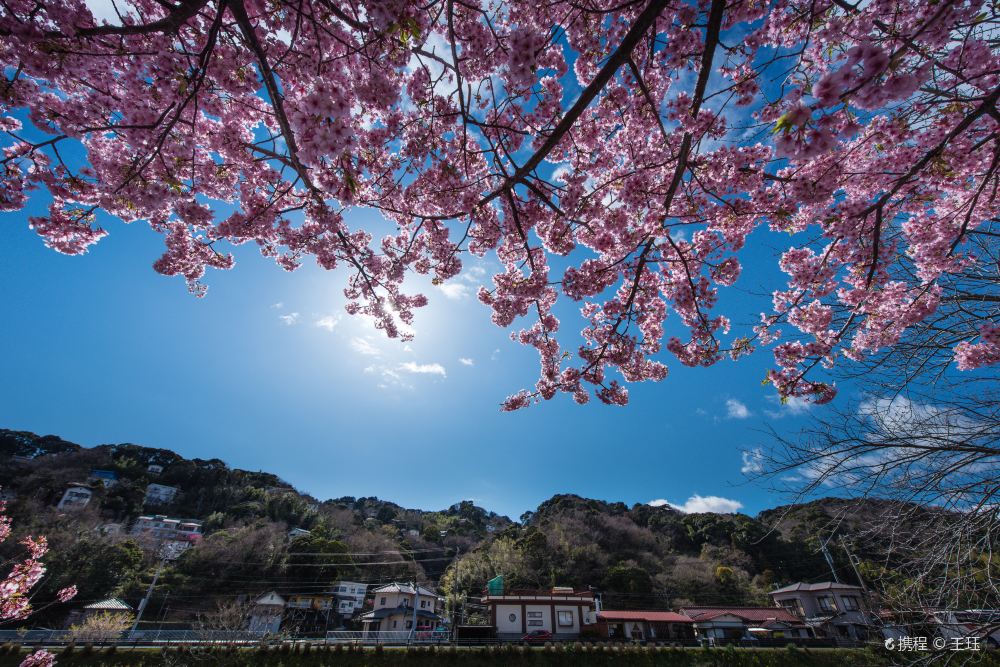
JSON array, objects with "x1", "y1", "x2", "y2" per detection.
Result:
[
  {"x1": 496, "y1": 604, "x2": 522, "y2": 634},
  {"x1": 493, "y1": 601, "x2": 590, "y2": 636},
  {"x1": 554, "y1": 605, "x2": 582, "y2": 634}
]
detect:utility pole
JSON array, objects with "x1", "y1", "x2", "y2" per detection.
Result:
[
  {"x1": 839, "y1": 537, "x2": 869, "y2": 593},
  {"x1": 408, "y1": 581, "x2": 419, "y2": 643},
  {"x1": 818, "y1": 536, "x2": 840, "y2": 583},
  {"x1": 130, "y1": 560, "x2": 164, "y2": 638}
]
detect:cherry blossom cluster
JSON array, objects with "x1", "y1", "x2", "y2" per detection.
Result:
[
  {"x1": 0, "y1": 0, "x2": 997, "y2": 408},
  {"x1": 1, "y1": 498, "x2": 76, "y2": 667}
]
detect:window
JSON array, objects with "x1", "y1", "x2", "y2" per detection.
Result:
[
  {"x1": 380, "y1": 597, "x2": 386, "y2": 606},
  {"x1": 780, "y1": 600, "x2": 804, "y2": 617},
  {"x1": 817, "y1": 596, "x2": 837, "y2": 612},
  {"x1": 528, "y1": 620, "x2": 543, "y2": 627},
  {"x1": 405, "y1": 621, "x2": 413, "y2": 629},
  {"x1": 527, "y1": 612, "x2": 542, "y2": 618},
  {"x1": 420, "y1": 600, "x2": 427, "y2": 608},
  {"x1": 841, "y1": 596, "x2": 860, "y2": 611},
  {"x1": 392, "y1": 621, "x2": 398, "y2": 628},
  {"x1": 557, "y1": 611, "x2": 574, "y2": 627}
]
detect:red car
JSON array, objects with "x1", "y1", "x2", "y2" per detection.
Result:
[{"x1": 521, "y1": 630, "x2": 553, "y2": 643}]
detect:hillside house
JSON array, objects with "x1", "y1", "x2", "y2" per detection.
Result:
[
  {"x1": 332, "y1": 581, "x2": 368, "y2": 617},
  {"x1": 88, "y1": 469, "x2": 118, "y2": 488},
  {"x1": 82, "y1": 598, "x2": 133, "y2": 622},
  {"x1": 284, "y1": 593, "x2": 336, "y2": 632},
  {"x1": 131, "y1": 515, "x2": 202, "y2": 559},
  {"x1": 147, "y1": 464, "x2": 163, "y2": 475},
  {"x1": 57, "y1": 484, "x2": 93, "y2": 510},
  {"x1": 680, "y1": 607, "x2": 812, "y2": 642},
  {"x1": 287, "y1": 527, "x2": 311, "y2": 539},
  {"x1": 595, "y1": 610, "x2": 695, "y2": 641},
  {"x1": 484, "y1": 587, "x2": 597, "y2": 640},
  {"x1": 144, "y1": 483, "x2": 179, "y2": 506},
  {"x1": 769, "y1": 582, "x2": 871, "y2": 640},
  {"x1": 360, "y1": 583, "x2": 444, "y2": 635},
  {"x1": 249, "y1": 592, "x2": 285, "y2": 634}
]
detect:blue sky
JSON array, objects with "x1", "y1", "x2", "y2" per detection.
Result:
[
  {"x1": 1, "y1": 197, "x2": 837, "y2": 520},
  {"x1": 0, "y1": 4, "x2": 847, "y2": 521}
]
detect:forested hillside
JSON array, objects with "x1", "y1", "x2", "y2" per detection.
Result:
[
  {"x1": 0, "y1": 428, "x2": 935, "y2": 628},
  {"x1": 0, "y1": 429, "x2": 510, "y2": 627}
]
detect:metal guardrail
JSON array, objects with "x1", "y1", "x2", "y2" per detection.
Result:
[
  {"x1": 0, "y1": 630, "x2": 271, "y2": 645},
  {"x1": 325, "y1": 630, "x2": 450, "y2": 645},
  {"x1": 0, "y1": 628, "x2": 868, "y2": 649}
]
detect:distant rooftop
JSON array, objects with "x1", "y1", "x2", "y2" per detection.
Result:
[{"x1": 770, "y1": 582, "x2": 864, "y2": 595}]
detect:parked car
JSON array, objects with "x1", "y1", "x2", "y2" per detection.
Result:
[
  {"x1": 521, "y1": 630, "x2": 553, "y2": 643},
  {"x1": 415, "y1": 626, "x2": 449, "y2": 641}
]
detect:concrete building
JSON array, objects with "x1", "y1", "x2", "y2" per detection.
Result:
[
  {"x1": 130, "y1": 515, "x2": 202, "y2": 559},
  {"x1": 144, "y1": 483, "x2": 179, "y2": 506},
  {"x1": 57, "y1": 484, "x2": 93, "y2": 511},
  {"x1": 331, "y1": 581, "x2": 368, "y2": 617},
  {"x1": 769, "y1": 582, "x2": 871, "y2": 640},
  {"x1": 484, "y1": 587, "x2": 597, "y2": 640}
]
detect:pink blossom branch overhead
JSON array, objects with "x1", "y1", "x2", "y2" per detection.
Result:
[
  {"x1": 1, "y1": 0, "x2": 998, "y2": 408},
  {"x1": 1, "y1": 497, "x2": 77, "y2": 667}
]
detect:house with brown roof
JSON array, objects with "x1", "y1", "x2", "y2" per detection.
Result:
[
  {"x1": 595, "y1": 610, "x2": 695, "y2": 642},
  {"x1": 768, "y1": 582, "x2": 872, "y2": 640},
  {"x1": 360, "y1": 583, "x2": 444, "y2": 636},
  {"x1": 680, "y1": 606, "x2": 812, "y2": 642}
]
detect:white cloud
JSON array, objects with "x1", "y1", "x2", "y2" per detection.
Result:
[
  {"x1": 741, "y1": 448, "x2": 764, "y2": 475},
  {"x1": 437, "y1": 282, "x2": 470, "y2": 300},
  {"x1": 399, "y1": 361, "x2": 447, "y2": 377},
  {"x1": 459, "y1": 357, "x2": 474, "y2": 366},
  {"x1": 726, "y1": 399, "x2": 751, "y2": 419},
  {"x1": 490, "y1": 348, "x2": 501, "y2": 361},
  {"x1": 278, "y1": 312, "x2": 300, "y2": 326},
  {"x1": 764, "y1": 395, "x2": 813, "y2": 418},
  {"x1": 314, "y1": 314, "x2": 341, "y2": 332},
  {"x1": 461, "y1": 265, "x2": 487, "y2": 283},
  {"x1": 651, "y1": 495, "x2": 744, "y2": 514},
  {"x1": 350, "y1": 337, "x2": 380, "y2": 356},
  {"x1": 272, "y1": 302, "x2": 284, "y2": 309}
]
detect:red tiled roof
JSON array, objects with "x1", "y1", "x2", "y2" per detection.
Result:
[
  {"x1": 682, "y1": 607, "x2": 803, "y2": 624},
  {"x1": 598, "y1": 610, "x2": 693, "y2": 623}
]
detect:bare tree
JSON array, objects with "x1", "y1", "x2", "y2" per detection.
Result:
[{"x1": 194, "y1": 598, "x2": 254, "y2": 637}]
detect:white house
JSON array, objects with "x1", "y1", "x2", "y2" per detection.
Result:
[
  {"x1": 484, "y1": 587, "x2": 597, "y2": 639},
  {"x1": 144, "y1": 483, "x2": 179, "y2": 506},
  {"x1": 57, "y1": 484, "x2": 93, "y2": 510},
  {"x1": 287, "y1": 527, "x2": 311, "y2": 539},
  {"x1": 331, "y1": 581, "x2": 368, "y2": 617},
  {"x1": 147, "y1": 464, "x2": 164, "y2": 475},
  {"x1": 360, "y1": 583, "x2": 443, "y2": 634}
]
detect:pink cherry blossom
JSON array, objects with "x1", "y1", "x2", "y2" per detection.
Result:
[{"x1": 0, "y1": 0, "x2": 996, "y2": 408}]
